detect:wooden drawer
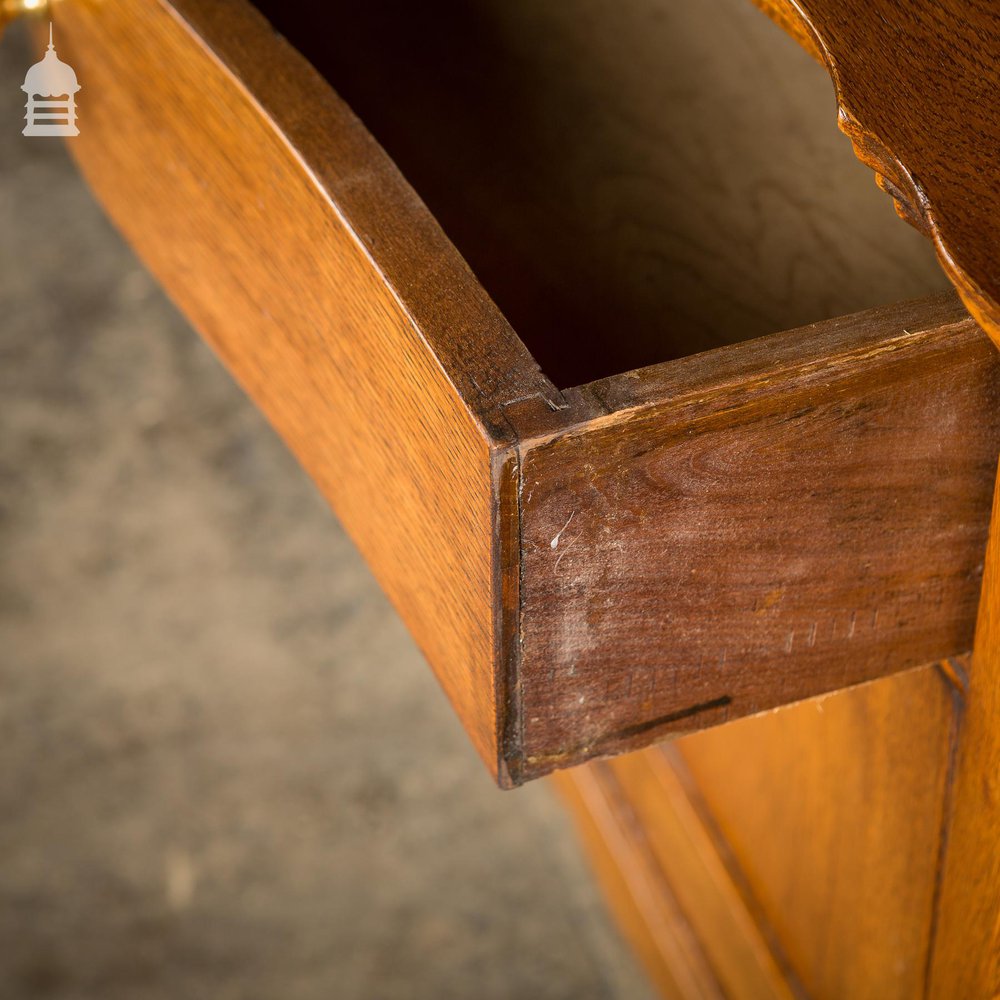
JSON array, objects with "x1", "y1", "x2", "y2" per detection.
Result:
[{"x1": 44, "y1": 0, "x2": 1000, "y2": 785}]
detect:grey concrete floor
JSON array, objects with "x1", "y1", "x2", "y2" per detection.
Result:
[{"x1": 0, "y1": 24, "x2": 654, "y2": 1000}]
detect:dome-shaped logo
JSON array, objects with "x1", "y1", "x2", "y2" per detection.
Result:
[{"x1": 22, "y1": 24, "x2": 80, "y2": 137}]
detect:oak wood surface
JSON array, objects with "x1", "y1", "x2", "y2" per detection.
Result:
[
  {"x1": 48, "y1": 0, "x2": 558, "y2": 781},
  {"x1": 749, "y1": 0, "x2": 1000, "y2": 348},
  {"x1": 559, "y1": 661, "x2": 963, "y2": 999},
  {"x1": 510, "y1": 295, "x2": 1000, "y2": 778},
  {"x1": 676, "y1": 664, "x2": 959, "y2": 999},
  {"x1": 252, "y1": 0, "x2": 948, "y2": 387},
  {"x1": 554, "y1": 763, "x2": 746, "y2": 1000},
  {"x1": 928, "y1": 472, "x2": 1000, "y2": 998},
  {"x1": 591, "y1": 753, "x2": 797, "y2": 999}
]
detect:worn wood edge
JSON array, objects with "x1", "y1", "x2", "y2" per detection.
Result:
[
  {"x1": 159, "y1": 0, "x2": 564, "y2": 430},
  {"x1": 504, "y1": 292, "x2": 974, "y2": 447},
  {"x1": 748, "y1": 0, "x2": 1000, "y2": 352},
  {"x1": 495, "y1": 446, "x2": 523, "y2": 787}
]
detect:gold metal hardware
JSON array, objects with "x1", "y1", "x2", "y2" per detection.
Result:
[{"x1": 1, "y1": 0, "x2": 52, "y2": 36}]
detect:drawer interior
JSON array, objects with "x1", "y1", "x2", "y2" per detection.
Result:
[{"x1": 254, "y1": 0, "x2": 950, "y2": 388}]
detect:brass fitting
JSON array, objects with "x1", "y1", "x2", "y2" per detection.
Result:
[{"x1": 1, "y1": 0, "x2": 52, "y2": 35}]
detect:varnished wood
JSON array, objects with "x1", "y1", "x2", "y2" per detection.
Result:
[
  {"x1": 750, "y1": 0, "x2": 1000, "y2": 349},
  {"x1": 48, "y1": 0, "x2": 560, "y2": 782},
  {"x1": 677, "y1": 664, "x2": 959, "y2": 999},
  {"x1": 582, "y1": 755, "x2": 796, "y2": 999},
  {"x1": 19, "y1": 3, "x2": 1000, "y2": 990},
  {"x1": 928, "y1": 472, "x2": 1000, "y2": 998},
  {"x1": 560, "y1": 661, "x2": 963, "y2": 998},
  {"x1": 511, "y1": 295, "x2": 999, "y2": 779},
  {"x1": 554, "y1": 763, "x2": 725, "y2": 1000}
]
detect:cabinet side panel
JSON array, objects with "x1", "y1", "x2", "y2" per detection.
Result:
[
  {"x1": 675, "y1": 665, "x2": 956, "y2": 999},
  {"x1": 929, "y1": 470, "x2": 1000, "y2": 997}
]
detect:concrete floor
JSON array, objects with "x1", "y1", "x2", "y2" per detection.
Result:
[{"x1": 0, "y1": 24, "x2": 653, "y2": 1000}]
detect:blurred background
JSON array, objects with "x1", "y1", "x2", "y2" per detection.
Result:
[{"x1": 0, "y1": 22, "x2": 653, "y2": 1000}]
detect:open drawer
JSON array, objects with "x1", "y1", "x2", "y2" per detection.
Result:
[{"x1": 44, "y1": 0, "x2": 1000, "y2": 785}]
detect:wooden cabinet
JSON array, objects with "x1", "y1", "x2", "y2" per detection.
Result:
[
  {"x1": 557, "y1": 662, "x2": 969, "y2": 997},
  {"x1": 20, "y1": 0, "x2": 998, "y2": 993}
]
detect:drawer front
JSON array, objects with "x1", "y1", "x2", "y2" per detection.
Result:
[{"x1": 512, "y1": 297, "x2": 999, "y2": 777}]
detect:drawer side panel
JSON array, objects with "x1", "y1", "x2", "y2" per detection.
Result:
[{"x1": 51, "y1": 0, "x2": 545, "y2": 777}]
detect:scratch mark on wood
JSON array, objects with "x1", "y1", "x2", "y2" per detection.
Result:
[
  {"x1": 554, "y1": 531, "x2": 581, "y2": 571},
  {"x1": 550, "y1": 511, "x2": 576, "y2": 549},
  {"x1": 522, "y1": 696, "x2": 734, "y2": 770},
  {"x1": 600, "y1": 695, "x2": 734, "y2": 746}
]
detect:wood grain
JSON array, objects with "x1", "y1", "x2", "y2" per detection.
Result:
[
  {"x1": 928, "y1": 471, "x2": 1000, "y2": 998},
  {"x1": 592, "y1": 753, "x2": 797, "y2": 999},
  {"x1": 553, "y1": 763, "x2": 734, "y2": 1000},
  {"x1": 748, "y1": 0, "x2": 1000, "y2": 349},
  {"x1": 560, "y1": 661, "x2": 962, "y2": 998},
  {"x1": 48, "y1": 0, "x2": 559, "y2": 782},
  {"x1": 510, "y1": 295, "x2": 1000, "y2": 779},
  {"x1": 677, "y1": 664, "x2": 959, "y2": 999},
  {"x1": 252, "y1": 0, "x2": 948, "y2": 387}
]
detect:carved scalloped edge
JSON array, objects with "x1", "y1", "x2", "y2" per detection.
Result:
[{"x1": 774, "y1": 0, "x2": 1000, "y2": 350}]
